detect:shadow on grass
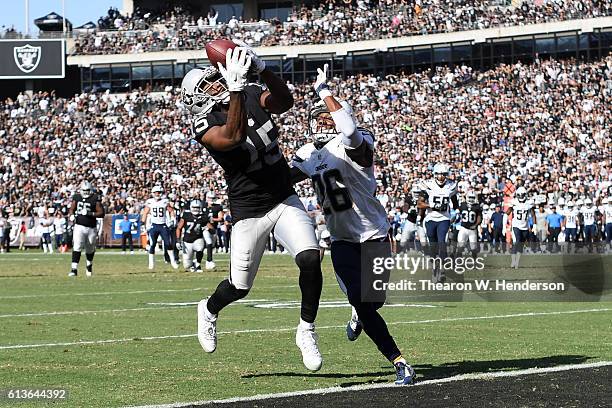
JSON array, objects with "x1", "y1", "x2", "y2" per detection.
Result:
[
  {"x1": 242, "y1": 355, "x2": 593, "y2": 387},
  {"x1": 413, "y1": 354, "x2": 592, "y2": 380}
]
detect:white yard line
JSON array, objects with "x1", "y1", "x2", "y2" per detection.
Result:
[
  {"x1": 126, "y1": 360, "x2": 612, "y2": 408},
  {"x1": 0, "y1": 287, "x2": 205, "y2": 300},
  {"x1": 0, "y1": 308, "x2": 609, "y2": 350},
  {"x1": 0, "y1": 306, "x2": 192, "y2": 318}
]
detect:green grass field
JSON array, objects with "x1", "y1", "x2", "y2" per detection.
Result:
[{"x1": 0, "y1": 250, "x2": 611, "y2": 407}]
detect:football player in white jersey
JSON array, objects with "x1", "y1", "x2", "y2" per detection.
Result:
[
  {"x1": 603, "y1": 197, "x2": 612, "y2": 250},
  {"x1": 291, "y1": 64, "x2": 415, "y2": 385},
  {"x1": 141, "y1": 186, "x2": 179, "y2": 270},
  {"x1": 506, "y1": 187, "x2": 536, "y2": 269},
  {"x1": 562, "y1": 201, "x2": 579, "y2": 252},
  {"x1": 417, "y1": 164, "x2": 459, "y2": 282},
  {"x1": 580, "y1": 198, "x2": 598, "y2": 252}
]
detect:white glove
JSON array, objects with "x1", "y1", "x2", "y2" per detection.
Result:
[
  {"x1": 175, "y1": 241, "x2": 182, "y2": 251},
  {"x1": 232, "y1": 39, "x2": 265, "y2": 74},
  {"x1": 217, "y1": 47, "x2": 251, "y2": 92},
  {"x1": 314, "y1": 63, "x2": 332, "y2": 100}
]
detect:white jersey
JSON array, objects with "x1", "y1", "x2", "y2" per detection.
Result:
[
  {"x1": 482, "y1": 209, "x2": 494, "y2": 228},
  {"x1": 563, "y1": 209, "x2": 579, "y2": 228},
  {"x1": 510, "y1": 199, "x2": 534, "y2": 230},
  {"x1": 604, "y1": 205, "x2": 612, "y2": 223},
  {"x1": 292, "y1": 131, "x2": 389, "y2": 243},
  {"x1": 54, "y1": 218, "x2": 67, "y2": 235},
  {"x1": 421, "y1": 179, "x2": 457, "y2": 222},
  {"x1": 146, "y1": 198, "x2": 169, "y2": 225},
  {"x1": 580, "y1": 206, "x2": 597, "y2": 226},
  {"x1": 39, "y1": 217, "x2": 53, "y2": 234}
]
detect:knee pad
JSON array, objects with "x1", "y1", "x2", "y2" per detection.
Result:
[{"x1": 295, "y1": 249, "x2": 320, "y2": 270}]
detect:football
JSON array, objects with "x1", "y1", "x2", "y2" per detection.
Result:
[{"x1": 205, "y1": 39, "x2": 237, "y2": 68}]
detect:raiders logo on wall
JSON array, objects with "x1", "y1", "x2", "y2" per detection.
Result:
[
  {"x1": 0, "y1": 39, "x2": 65, "y2": 78},
  {"x1": 14, "y1": 44, "x2": 42, "y2": 73}
]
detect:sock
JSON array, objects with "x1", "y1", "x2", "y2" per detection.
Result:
[
  {"x1": 71, "y1": 251, "x2": 81, "y2": 267},
  {"x1": 168, "y1": 252, "x2": 177, "y2": 264},
  {"x1": 393, "y1": 356, "x2": 406, "y2": 366},
  {"x1": 206, "y1": 279, "x2": 249, "y2": 315},
  {"x1": 296, "y1": 250, "x2": 323, "y2": 323},
  {"x1": 196, "y1": 250, "x2": 204, "y2": 265},
  {"x1": 351, "y1": 306, "x2": 359, "y2": 322},
  {"x1": 207, "y1": 245, "x2": 213, "y2": 262},
  {"x1": 299, "y1": 318, "x2": 315, "y2": 331},
  {"x1": 86, "y1": 252, "x2": 94, "y2": 264},
  {"x1": 71, "y1": 262, "x2": 78, "y2": 270},
  {"x1": 148, "y1": 254, "x2": 154, "y2": 266}
]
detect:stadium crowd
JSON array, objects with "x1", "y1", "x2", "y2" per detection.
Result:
[
  {"x1": 1, "y1": 54, "x2": 610, "y2": 225},
  {"x1": 71, "y1": 0, "x2": 612, "y2": 55}
]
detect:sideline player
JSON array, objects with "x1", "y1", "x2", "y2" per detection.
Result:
[
  {"x1": 290, "y1": 64, "x2": 415, "y2": 385},
  {"x1": 68, "y1": 182, "x2": 104, "y2": 277},
  {"x1": 417, "y1": 164, "x2": 459, "y2": 282},
  {"x1": 142, "y1": 186, "x2": 179, "y2": 270},
  {"x1": 506, "y1": 187, "x2": 536, "y2": 269},
  {"x1": 176, "y1": 200, "x2": 207, "y2": 273},
  {"x1": 181, "y1": 44, "x2": 323, "y2": 371},
  {"x1": 455, "y1": 192, "x2": 482, "y2": 257}
]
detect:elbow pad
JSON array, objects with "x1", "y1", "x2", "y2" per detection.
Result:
[{"x1": 330, "y1": 108, "x2": 360, "y2": 148}]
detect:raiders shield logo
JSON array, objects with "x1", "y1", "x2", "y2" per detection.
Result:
[{"x1": 14, "y1": 44, "x2": 42, "y2": 73}]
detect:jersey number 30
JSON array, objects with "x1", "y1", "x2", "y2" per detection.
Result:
[{"x1": 312, "y1": 169, "x2": 353, "y2": 215}]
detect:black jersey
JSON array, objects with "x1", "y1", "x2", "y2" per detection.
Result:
[
  {"x1": 458, "y1": 202, "x2": 482, "y2": 229},
  {"x1": 181, "y1": 211, "x2": 207, "y2": 243},
  {"x1": 73, "y1": 193, "x2": 102, "y2": 228},
  {"x1": 206, "y1": 203, "x2": 224, "y2": 229},
  {"x1": 192, "y1": 84, "x2": 295, "y2": 223}
]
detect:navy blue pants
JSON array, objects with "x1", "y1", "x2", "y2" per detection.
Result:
[
  {"x1": 606, "y1": 223, "x2": 612, "y2": 244},
  {"x1": 565, "y1": 227, "x2": 577, "y2": 242},
  {"x1": 149, "y1": 224, "x2": 172, "y2": 254},
  {"x1": 425, "y1": 219, "x2": 450, "y2": 259},
  {"x1": 512, "y1": 227, "x2": 530, "y2": 254},
  {"x1": 330, "y1": 236, "x2": 401, "y2": 363},
  {"x1": 584, "y1": 224, "x2": 597, "y2": 243}
]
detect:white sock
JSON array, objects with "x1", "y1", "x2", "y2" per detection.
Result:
[
  {"x1": 169, "y1": 252, "x2": 177, "y2": 264},
  {"x1": 515, "y1": 253, "x2": 521, "y2": 266},
  {"x1": 299, "y1": 318, "x2": 315, "y2": 331},
  {"x1": 351, "y1": 306, "x2": 359, "y2": 322},
  {"x1": 86, "y1": 260, "x2": 92, "y2": 267},
  {"x1": 148, "y1": 254, "x2": 154, "y2": 265},
  {"x1": 71, "y1": 262, "x2": 78, "y2": 270},
  {"x1": 43, "y1": 244, "x2": 47, "y2": 253}
]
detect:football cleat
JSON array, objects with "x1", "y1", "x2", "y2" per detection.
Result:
[
  {"x1": 394, "y1": 361, "x2": 416, "y2": 385},
  {"x1": 197, "y1": 299, "x2": 217, "y2": 353},
  {"x1": 194, "y1": 266, "x2": 203, "y2": 273},
  {"x1": 346, "y1": 317, "x2": 362, "y2": 341},
  {"x1": 205, "y1": 261, "x2": 216, "y2": 270},
  {"x1": 171, "y1": 261, "x2": 179, "y2": 270},
  {"x1": 86, "y1": 265, "x2": 93, "y2": 277},
  {"x1": 296, "y1": 326, "x2": 323, "y2": 371},
  {"x1": 68, "y1": 270, "x2": 77, "y2": 277}
]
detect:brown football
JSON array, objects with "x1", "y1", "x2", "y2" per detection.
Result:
[{"x1": 205, "y1": 39, "x2": 237, "y2": 68}]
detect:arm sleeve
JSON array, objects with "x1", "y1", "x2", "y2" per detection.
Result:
[{"x1": 330, "y1": 107, "x2": 359, "y2": 148}]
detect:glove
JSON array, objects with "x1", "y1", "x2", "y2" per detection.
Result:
[
  {"x1": 314, "y1": 63, "x2": 332, "y2": 100},
  {"x1": 232, "y1": 39, "x2": 265, "y2": 74},
  {"x1": 217, "y1": 47, "x2": 251, "y2": 92},
  {"x1": 175, "y1": 241, "x2": 182, "y2": 251}
]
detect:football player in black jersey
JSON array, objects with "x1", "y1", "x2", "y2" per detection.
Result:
[
  {"x1": 181, "y1": 44, "x2": 323, "y2": 371},
  {"x1": 203, "y1": 194, "x2": 224, "y2": 269},
  {"x1": 68, "y1": 182, "x2": 104, "y2": 277},
  {"x1": 176, "y1": 200, "x2": 207, "y2": 273},
  {"x1": 454, "y1": 192, "x2": 483, "y2": 257}
]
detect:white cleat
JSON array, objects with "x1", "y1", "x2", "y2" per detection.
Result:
[
  {"x1": 171, "y1": 262, "x2": 179, "y2": 270},
  {"x1": 296, "y1": 326, "x2": 323, "y2": 371},
  {"x1": 205, "y1": 261, "x2": 216, "y2": 270},
  {"x1": 197, "y1": 299, "x2": 217, "y2": 353},
  {"x1": 85, "y1": 271, "x2": 92, "y2": 277}
]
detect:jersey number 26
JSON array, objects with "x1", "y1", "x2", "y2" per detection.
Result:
[{"x1": 312, "y1": 169, "x2": 353, "y2": 215}]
